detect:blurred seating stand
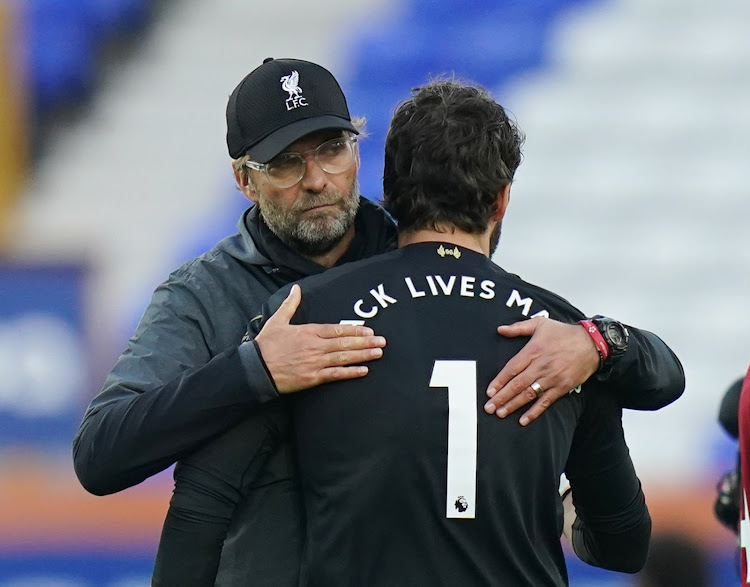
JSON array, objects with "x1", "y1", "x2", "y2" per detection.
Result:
[
  {"x1": 19, "y1": 0, "x2": 154, "y2": 152},
  {"x1": 344, "y1": 0, "x2": 588, "y2": 202},
  {"x1": 0, "y1": 0, "x2": 27, "y2": 248}
]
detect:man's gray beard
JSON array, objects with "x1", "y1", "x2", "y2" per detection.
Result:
[{"x1": 258, "y1": 180, "x2": 360, "y2": 258}]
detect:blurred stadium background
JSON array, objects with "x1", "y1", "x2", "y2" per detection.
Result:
[{"x1": 1, "y1": 0, "x2": 748, "y2": 584}]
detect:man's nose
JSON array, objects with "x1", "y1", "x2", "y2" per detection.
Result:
[{"x1": 299, "y1": 155, "x2": 327, "y2": 192}]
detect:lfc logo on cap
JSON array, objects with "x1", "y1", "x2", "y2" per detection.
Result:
[{"x1": 280, "y1": 71, "x2": 308, "y2": 111}]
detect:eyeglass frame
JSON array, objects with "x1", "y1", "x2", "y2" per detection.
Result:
[{"x1": 244, "y1": 135, "x2": 358, "y2": 189}]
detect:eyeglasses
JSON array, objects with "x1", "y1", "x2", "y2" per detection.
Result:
[{"x1": 245, "y1": 136, "x2": 358, "y2": 189}]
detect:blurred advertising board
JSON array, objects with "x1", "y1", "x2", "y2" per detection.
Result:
[
  {"x1": 0, "y1": 263, "x2": 171, "y2": 585},
  {"x1": 0, "y1": 553, "x2": 153, "y2": 586},
  {"x1": 0, "y1": 263, "x2": 88, "y2": 447}
]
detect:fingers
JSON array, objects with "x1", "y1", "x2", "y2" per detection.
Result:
[
  {"x1": 316, "y1": 365, "x2": 371, "y2": 384},
  {"x1": 485, "y1": 374, "x2": 543, "y2": 417},
  {"x1": 301, "y1": 324, "x2": 386, "y2": 354},
  {"x1": 258, "y1": 317, "x2": 387, "y2": 394},
  {"x1": 496, "y1": 379, "x2": 550, "y2": 421},
  {"x1": 284, "y1": 348, "x2": 383, "y2": 392},
  {"x1": 326, "y1": 346, "x2": 385, "y2": 367},
  {"x1": 484, "y1": 352, "x2": 532, "y2": 408},
  {"x1": 486, "y1": 379, "x2": 565, "y2": 426},
  {"x1": 316, "y1": 323, "x2": 377, "y2": 339},
  {"x1": 267, "y1": 284, "x2": 302, "y2": 325},
  {"x1": 485, "y1": 317, "x2": 595, "y2": 427},
  {"x1": 487, "y1": 375, "x2": 579, "y2": 426},
  {"x1": 517, "y1": 390, "x2": 562, "y2": 426},
  {"x1": 485, "y1": 318, "x2": 546, "y2": 400},
  {"x1": 496, "y1": 316, "x2": 544, "y2": 338}
]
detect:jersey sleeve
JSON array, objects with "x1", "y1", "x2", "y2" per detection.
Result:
[
  {"x1": 598, "y1": 325, "x2": 685, "y2": 411},
  {"x1": 151, "y1": 402, "x2": 288, "y2": 586},
  {"x1": 72, "y1": 279, "x2": 279, "y2": 496},
  {"x1": 564, "y1": 384, "x2": 652, "y2": 573},
  {"x1": 736, "y1": 366, "x2": 750, "y2": 584},
  {"x1": 720, "y1": 377, "x2": 744, "y2": 439}
]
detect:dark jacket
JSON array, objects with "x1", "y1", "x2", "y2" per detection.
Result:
[
  {"x1": 72, "y1": 197, "x2": 397, "y2": 496},
  {"x1": 72, "y1": 197, "x2": 683, "y2": 586}
]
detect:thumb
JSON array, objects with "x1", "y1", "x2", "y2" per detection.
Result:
[
  {"x1": 268, "y1": 284, "x2": 302, "y2": 325},
  {"x1": 497, "y1": 318, "x2": 538, "y2": 338}
]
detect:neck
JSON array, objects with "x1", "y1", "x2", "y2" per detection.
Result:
[
  {"x1": 308, "y1": 225, "x2": 356, "y2": 268},
  {"x1": 398, "y1": 225, "x2": 493, "y2": 257}
]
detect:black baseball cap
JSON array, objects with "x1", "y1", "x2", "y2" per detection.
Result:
[{"x1": 226, "y1": 57, "x2": 358, "y2": 162}]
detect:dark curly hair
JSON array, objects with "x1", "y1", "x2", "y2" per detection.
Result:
[{"x1": 383, "y1": 79, "x2": 524, "y2": 235}]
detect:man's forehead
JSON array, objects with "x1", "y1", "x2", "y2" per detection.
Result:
[{"x1": 282, "y1": 129, "x2": 344, "y2": 153}]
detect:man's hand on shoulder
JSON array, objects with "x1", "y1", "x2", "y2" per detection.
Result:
[
  {"x1": 255, "y1": 285, "x2": 387, "y2": 394},
  {"x1": 483, "y1": 317, "x2": 600, "y2": 426}
]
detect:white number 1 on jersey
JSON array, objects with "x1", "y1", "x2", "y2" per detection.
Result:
[{"x1": 430, "y1": 360, "x2": 478, "y2": 519}]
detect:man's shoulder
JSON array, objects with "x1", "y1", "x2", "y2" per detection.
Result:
[
  {"x1": 495, "y1": 267, "x2": 585, "y2": 320},
  {"x1": 167, "y1": 206, "x2": 273, "y2": 285},
  {"x1": 165, "y1": 246, "x2": 236, "y2": 291},
  {"x1": 167, "y1": 229, "x2": 268, "y2": 283},
  {"x1": 147, "y1": 234, "x2": 276, "y2": 325}
]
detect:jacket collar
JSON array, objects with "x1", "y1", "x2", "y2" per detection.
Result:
[{"x1": 219, "y1": 197, "x2": 397, "y2": 281}]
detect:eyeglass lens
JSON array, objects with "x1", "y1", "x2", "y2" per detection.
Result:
[{"x1": 265, "y1": 137, "x2": 355, "y2": 188}]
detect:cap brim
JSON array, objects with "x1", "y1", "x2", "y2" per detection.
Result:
[{"x1": 247, "y1": 115, "x2": 358, "y2": 163}]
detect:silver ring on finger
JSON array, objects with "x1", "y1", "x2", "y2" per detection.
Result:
[{"x1": 530, "y1": 381, "x2": 544, "y2": 398}]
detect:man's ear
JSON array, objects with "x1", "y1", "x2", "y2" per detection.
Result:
[
  {"x1": 234, "y1": 164, "x2": 259, "y2": 204},
  {"x1": 493, "y1": 184, "x2": 512, "y2": 221}
]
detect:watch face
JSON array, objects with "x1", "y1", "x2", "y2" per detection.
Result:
[
  {"x1": 607, "y1": 324, "x2": 622, "y2": 346},
  {"x1": 605, "y1": 323, "x2": 626, "y2": 348}
]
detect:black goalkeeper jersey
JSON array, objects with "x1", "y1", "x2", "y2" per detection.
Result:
[{"x1": 283, "y1": 242, "x2": 649, "y2": 587}]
